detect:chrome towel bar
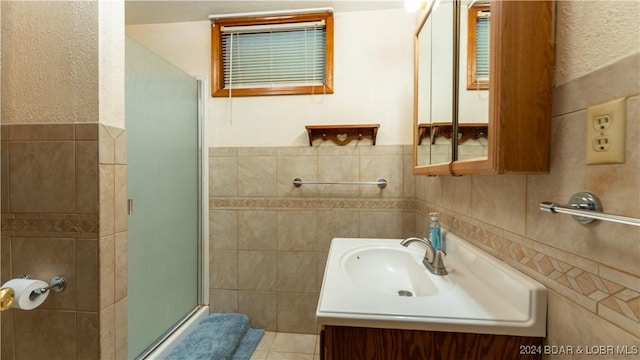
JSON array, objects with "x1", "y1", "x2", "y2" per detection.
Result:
[
  {"x1": 540, "y1": 192, "x2": 640, "y2": 227},
  {"x1": 293, "y1": 177, "x2": 387, "y2": 189}
]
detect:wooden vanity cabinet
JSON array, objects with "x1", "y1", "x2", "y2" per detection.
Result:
[{"x1": 320, "y1": 325, "x2": 543, "y2": 360}]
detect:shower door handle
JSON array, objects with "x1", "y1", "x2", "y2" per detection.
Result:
[{"x1": 128, "y1": 199, "x2": 133, "y2": 215}]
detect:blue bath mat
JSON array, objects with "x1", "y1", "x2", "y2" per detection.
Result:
[{"x1": 166, "y1": 313, "x2": 264, "y2": 360}]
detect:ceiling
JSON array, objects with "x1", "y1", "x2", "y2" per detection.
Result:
[{"x1": 125, "y1": 0, "x2": 405, "y2": 25}]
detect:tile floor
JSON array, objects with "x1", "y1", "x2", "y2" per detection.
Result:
[{"x1": 251, "y1": 332, "x2": 321, "y2": 360}]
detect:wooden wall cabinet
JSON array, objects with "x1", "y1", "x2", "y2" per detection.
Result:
[{"x1": 413, "y1": 0, "x2": 554, "y2": 175}]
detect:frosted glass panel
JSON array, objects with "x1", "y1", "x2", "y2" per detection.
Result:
[{"x1": 126, "y1": 37, "x2": 199, "y2": 359}]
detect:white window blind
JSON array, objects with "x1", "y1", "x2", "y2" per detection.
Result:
[
  {"x1": 221, "y1": 21, "x2": 326, "y2": 89},
  {"x1": 475, "y1": 10, "x2": 490, "y2": 81}
]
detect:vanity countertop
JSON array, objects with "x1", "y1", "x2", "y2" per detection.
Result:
[{"x1": 316, "y1": 232, "x2": 547, "y2": 337}]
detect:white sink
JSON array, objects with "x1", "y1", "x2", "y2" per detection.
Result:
[
  {"x1": 341, "y1": 245, "x2": 454, "y2": 297},
  {"x1": 316, "y1": 231, "x2": 547, "y2": 337}
]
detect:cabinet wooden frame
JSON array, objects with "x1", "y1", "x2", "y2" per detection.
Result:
[
  {"x1": 210, "y1": 11, "x2": 334, "y2": 97},
  {"x1": 412, "y1": 0, "x2": 554, "y2": 176},
  {"x1": 466, "y1": 2, "x2": 491, "y2": 90}
]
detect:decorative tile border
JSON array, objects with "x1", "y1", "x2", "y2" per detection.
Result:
[
  {"x1": 1, "y1": 213, "x2": 98, "y2": 237},
  {"x1": 416, "y1": 200, "x2": 640, "y2": 336},
  {"x1": 210, "y1": 197, "x2": 417, "y2": 211}
]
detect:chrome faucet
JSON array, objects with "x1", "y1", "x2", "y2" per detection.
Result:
[{"x1": 400, "y1": 237, "x2": 448, "y2": 276}]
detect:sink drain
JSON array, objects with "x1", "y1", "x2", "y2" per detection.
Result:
[{"x1": 398, "y1": 290, "x2": 413, "y2": 297}]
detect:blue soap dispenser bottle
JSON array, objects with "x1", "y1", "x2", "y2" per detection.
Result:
[{"x1": 429, "y1": 212, "x2": 441, "y2": 250}]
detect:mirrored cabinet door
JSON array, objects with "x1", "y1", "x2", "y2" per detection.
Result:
[
  {"x1": 457, "y1": 0, "x2": 490, "y2": 162},
  {"x1": 414, "y1": 0, "x2": 455, "y2": 174},
  {"x1": 413, "y1": 0, "x2": 554, "y2": 176}
]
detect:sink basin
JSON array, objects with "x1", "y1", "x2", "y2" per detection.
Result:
[
  {"x1": 341, "y1": 246, "x2": 450, "y2": 297},
  {"x1": 316, "y1": 232, "x2": 547, "y2": 337}
]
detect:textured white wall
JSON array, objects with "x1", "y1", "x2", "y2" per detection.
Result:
[
  {"x1": 1, "y1": 1, "x2": 100, "y2": 124},
  {"x1": 126, "y1": 8, "x2": 416, "y2": 147},
  {"x1": 99, "y1": 0, "x2": 125, "y2": 128},
  {"x1": 555, "y1": 0, "x2": 640, "y2": 85}
]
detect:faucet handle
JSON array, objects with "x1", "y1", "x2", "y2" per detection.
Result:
[{"x1": 432, "y1": 250, "x2": 447, "y2": 270}]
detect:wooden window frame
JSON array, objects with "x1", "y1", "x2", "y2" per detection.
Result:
[
  {"x1": 211, "y1": 11, "x2": 334, "y2": 97},
  {"x1": 466, "y1": 3, "x2": 490, "y2": 90}
]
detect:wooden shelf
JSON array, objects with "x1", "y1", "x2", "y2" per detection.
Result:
[
  {"x1": 417, "y1": 122, "x2": 488, "y2": 145},
  {"x1": 305, "y1": 124, "x2": 380, "y2": 146}
]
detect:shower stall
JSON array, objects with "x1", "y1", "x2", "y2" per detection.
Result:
[{"x1": 125, "y1": 37, "x2": 208, "y2": 359}]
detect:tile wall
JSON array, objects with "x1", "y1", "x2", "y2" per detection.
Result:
[
  {"x1": 209, "y1": 144, "x2": 416, "y2": 334},
  {"x1": 415, "y1": 53, "x2": 640, "y2": 354},
  {"x1": 0, "y1": 123, "x2": 127, "y2": 360}
]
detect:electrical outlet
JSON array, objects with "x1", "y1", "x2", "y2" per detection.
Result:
[{"x1": 586, "y1": 98, "x2": 626, "y2": 164}]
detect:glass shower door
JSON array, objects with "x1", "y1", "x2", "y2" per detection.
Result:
[{"x1": 125, "y1": 37, "x2": 200, "y2": 359}]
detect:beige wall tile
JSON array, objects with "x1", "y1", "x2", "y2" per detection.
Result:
[
  {"x1": 1, "y1": 141, "x2": 8, "y2": 213},
  {"x1": 210, "y1": 147, "x2": 238, "y2": 157},
  {"x1": 277, "y1": 252, "x2": 317, "y2": 293},
  {"x1": 238, "y1": 156, "x2": 277, "y2": 196},
  {"x1": 317, "y1": 211, "x2": 359, "y2": 252},
  {"x1": 360, "y1": 154, "x2": 403, "y2": 198},
  {"x1": 114, "y1": 131, "x2": 127, "y2": 165},
  {"x1": 99, "y1": 165, "x2": 115, "y2": 237},
  {"x1": 402, "y1": 212, "x2": 416, "y2": 238},
  {"x1": 11, "y1": 237, "x2": 76, "y2": 310},
  {"x1": 211, "y1": 250, "x2": 237, "y2": 289},
  {"x1": 359, "y1": 211, "x2": 403, "y2": 239},
  {"x1": 9, "y1": 141, "x2": 75, "y2": 213},
  {"x1": 277, "y1": 293, "x2": 319, "y2": 334},
  {"x1": 277, "y1": 155, "x2": 318, "y2": 197},
  {"x1": 238, "y1": 250, "x2": 276, "y2": 291},
  {"x1": 317, "y1": 144, "x2": 359, "y2": 156},
  {"x1": 99, "y1": 304, "x2": 115, "y2": 360},
  {"x1": 2, "y1": 236, "x2": 12, "y2": 281},
  {"x1": 358, "y1": 145, "x2": 404, "y2": 156},
  {"x1": 13, "y1": 310, "x2": 77, "y2": 360},
  {"x1": 317, "y1": 254, "x2": 327, "y2": 293},
  {"x1": 75, "y1": 141, "x2": 99, "y2": 214},
  {"x1": 209, "y1": 156, "x2": 238, "y2": 196},
  {"x1": 76, "y1": 239, "x2": 99, "y2": 311},
  {"x1": 472, "y1": 175, "x2": 527, "y2": 236},
  {"x1": 277, "y1": 211, "x2": 317, "y2": 251},
  {"x1": 210, "y1": 210, "x2": 238, "y2": 250},
  {"x1": 317, "y1": 155, "x2": 359, "y2": 197},
  {"x1": 77, "y1": 312, "x2": 99, "y2": 360},
  {"x1": 76, "y1": 123, "x2": 99, "y2": 141},
  {"x1": 238, "y1": 147, "x2": 278, "y2": 157},
  {"x1": 114, "y1": 232, "x2": 127, "y2": 301},
  {"x1": 547, "y1": 290, "x2": 639, "y2": 352},
  {"x1": 9, "y1": 124, "x2": 74, "y2": 141},
  {"x1": 99, "y1": 235, "x2": 115, "y2": 310},
  {"x1": 115, "y1": 298, "x2": 128, "y2": 360},
  {"x1": 211, "y1": 289, "x2": 238, "y2": 313},
  {"x1": 1, "y1": 309, "x2": 15, "y2": 359},
  {"x1": 442, "y1": 176, "x2": 472, "y2": 216},
  {"x1": 238, "y1": 290, "x2": 277, "y2": 331},
  {"x1": 403, "y1": 154, "x2": 416, "y2": 198},
  {"x1": 98, "y1": 125, "x2": 115, "y2": 164},
  {"x1": 114, "y1": 165, "x2": 128, "y2": 233},
  {"x1": 238, "y1": 211, "x2": 277, "y2": 250}
]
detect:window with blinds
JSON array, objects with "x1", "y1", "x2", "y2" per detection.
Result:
[
  {"x1": 466, "y1": 3, "x2": 490, "y2": 90},
  {"x1": 211, "y1": 11, "x2": 334, "y2": 97}
]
